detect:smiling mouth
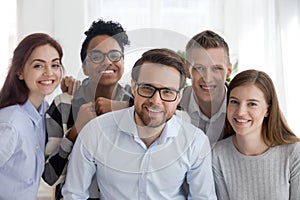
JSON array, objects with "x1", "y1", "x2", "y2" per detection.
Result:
[
  {"x1": 234, "y1": 118, "x2": 250, "y2": 123},
  {"x1": 97, "y1": 69, "x2": 116, "y2": 74},
  {"x1": 148, "y1": 108, "x2": 162, "y2": 113},
  {"x1": 38, "y1": 80, "x2": 55, "y2": 85},
  {"x1": 200, "y1": 85, "x2": 215, "y2": 90}
]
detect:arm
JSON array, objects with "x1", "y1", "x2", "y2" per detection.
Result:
[
  {"x1": 62, "y1": 124, "x2": 97, "y2": 199},
  {"x1": 94, "y1": 97, "x2": 131, "y2": 116},
  {"x1": 43, "y1": 93, "x2": 74, "y2": 185},
  {"x1": 187, "y1": 136, "x2": 217, "y2": 200},
  {"x1": 290, "y1": 143, "x2": 300, "y2": 199},
  {"x1": 43, "y1": 95, "x2": 96, "y2": 185},
  {"x1": 212, "y1": 149, "x2": 230, "y2": 200},
  {"x1": 0, "y1": 124, "x2": 17, "y2": 167}
]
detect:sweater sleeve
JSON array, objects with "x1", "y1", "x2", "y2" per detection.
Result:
[
  {"x1": 289, "y1": 142, "x2": 300, "y2": 200},
  {"x1": 212, "y1": 144, "x2": 230, "y2": 200},
  {"x1": 42, "y1": 93, "x2": 74, "y2": 185}
]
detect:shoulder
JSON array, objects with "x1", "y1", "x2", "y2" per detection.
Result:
[
  {"x1": 0, "y1": 105, "x2": 22, "y2": 142},
  {"x1": 80, "y1": 108, "x2": 127, "y2": 136},
  {"x1": 212, "y1": 136, "x2": 233, "y2": 155},
  {"x1": 178, "y1": 86, "x2": 193, "y2": 110},
  {"x1": 285, "y1": 142, "x2": 300, "y2": 158},
  {"x1": 174, "y1": 115, "x2": 204, "y2": 136},
  {"x1": 0, "y1": 104, "x2": 24, "y2": 123},
  {"x1": 115, "y1": 84, "x2": 133, "y2": 101},
  {"x1": 173, "y1": 115, "x2": 210, "y2": 152},
  {"x1": 182, "y1": 85, "x2": 193, "y2": 95},
  {"x1": 51, "y1": 92, "x2": 73, "y2": 106},
  {"x1": 78, "y1": 108, "x2": 129, "y2": 152}
]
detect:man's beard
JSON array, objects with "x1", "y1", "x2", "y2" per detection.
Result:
[{"x1": 135, "y1": 104, "x2": 172, "y2": 128}]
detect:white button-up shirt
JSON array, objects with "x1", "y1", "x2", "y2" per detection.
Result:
[{"x1": 62, "y1": 106, "x2": 217, "y2": 199}]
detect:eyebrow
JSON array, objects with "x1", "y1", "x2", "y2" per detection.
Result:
[
  {"x1": 193, "y1": 63, "x2": 225, "y2": 68},
  {"x1": 30, "y1": 58, "x2": 60, "y2": 64},
  {"x1": 139, "y1": 82, "x2": 179, "y2": 91},
  {"x1": 229, "y1": 96, "x2": 260, "y2": 102}
]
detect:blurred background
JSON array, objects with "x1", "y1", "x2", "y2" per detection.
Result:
[{"x1": 1, "y1": 0, "x2": 299, "y2": 199}]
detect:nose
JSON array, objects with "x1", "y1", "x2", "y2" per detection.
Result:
[
  {"x1": 43, "y1": 66, "x2": 54, "y2": 76},
  {"x1": 202, "y1": 69, "x2": 213, "y2": 83},
  {"x1": 236, "y1": 104, "x2": 247, "y2": 116},
  {"x1": 149, "y1": 90, "x2": 162, "y2": 104},
  {"x1": 103, "y1": 54, "x2": 112, "y2": 64}
]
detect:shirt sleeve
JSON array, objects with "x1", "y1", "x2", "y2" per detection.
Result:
[
  {"x1": 62, "y1": 124, "x2": 97, "y2": 199},
  {"x1": 42, "y1": 93, "x2": 74, "y2": 185},
  {"x1": 212, "y1": 146, "x2": 230, "y2": 200},
  {"x1": 289, "y1": 142, "x2": 300, "y2": 199},
  {"x1": 0, "y1": 123, "x2": 18, "y2": 167},
  {"x1": 187, "y1": 135, "x2": 217, "y2": 200}
]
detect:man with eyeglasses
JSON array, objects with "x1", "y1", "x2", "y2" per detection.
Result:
[
  {"x1": 62, "y1": 48, "x2": 217, "y2": 199},
  {"x1": 43, "y1": 19, "x2": 133, "y2": 199}
]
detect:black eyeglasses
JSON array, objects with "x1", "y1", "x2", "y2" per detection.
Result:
[
  {"x1": 88, "y1": 50, "x2": 123, "y2": 64},
  {"x1": 136, "y1": 83, "x2": 180, "y2": 102}
]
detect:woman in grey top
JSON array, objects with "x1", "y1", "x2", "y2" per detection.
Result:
[{"x1": 213, "y1": 69, "x2": 300, "y2": 200}]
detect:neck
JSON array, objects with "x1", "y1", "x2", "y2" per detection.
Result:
[
  {"x1": 28, "y1": 94, "x2": 44, "y2": 110},
  {"x1": 137, "y1": 124, "x2": 165, "y2": 148},
  {"x1": 89, "y1": 83, "x2": 117, "y2": 100},
  {"x1": 233, "y1": 135, "x2": 269, "y2": 156},
  {"x1": 197, "y1": 93, "x2": 224, "y2": 118}
]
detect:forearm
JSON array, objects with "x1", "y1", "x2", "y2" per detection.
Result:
[{"x1": 43, "y1": 136, "x2": 73, "y2": 185}]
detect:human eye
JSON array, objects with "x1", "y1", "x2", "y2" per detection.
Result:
[
  {"x1": 91, "y1": 54, "x2": 102, "y2": 61},
  {"x1": 108, "y1": 50, "x2": 122, "y2": 61},
  {"x1": 212, "y1": 65, "x2": 224, "y2": 71},
  {"x1": 248, "y1": 102, "x2": 257, "y2": 107},
  {"x1": 89, "y1": 51, "x2": 104, "y2": 63},
  {"x1": 52, "y1": 63, "x2": 62, "y2": 68},
  {"x1": 139, "y1": 84, "x2": 154, "y2": 93},
  {"x1": 33, "y1": 64, "x2": 44, "y2": 69},
  {"x1": 229, "y1": 99, "x2": 238, "y2": 104},
  {"x1": 162, "y1": 89, "x2": 176, "y2": 96},
  {"x1": 193, "y1": 64, "x2": 205, "y2": 71}
]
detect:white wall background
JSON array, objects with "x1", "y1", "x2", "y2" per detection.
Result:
[{"x1": 1, "y1": 0, "x2": 300, "y2": 198}]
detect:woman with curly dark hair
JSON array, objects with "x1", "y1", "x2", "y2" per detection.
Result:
[{"x1": 43, "y1": 19, "x2": 133, "y2": 199}]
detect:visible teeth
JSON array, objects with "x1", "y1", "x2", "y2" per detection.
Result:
[
  {"x1": 101, "y1": 70, "x2": 114, "y2": 74},
  {"x1": 201, "y1": 86, "x2": 214, "y2": 90},
  {"x1": 39, "y1": 80, "x2": 53, "y2": 85},
  {"x1": 236, "y1": 119, "x2": 248, "y2": 123},
  {"x1": 148, "y1": 108, "x2": 160, "y2": 113}
]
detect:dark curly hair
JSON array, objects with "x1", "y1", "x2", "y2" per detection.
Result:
[{"x1": 80, "y1": 19, "x2": 130, "y2": 62}]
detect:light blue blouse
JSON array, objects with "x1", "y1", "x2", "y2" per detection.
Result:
[
  {"x1": 62, "y1": 106, "x2": 217, "y2": 199},
  {"x1": 0, "y1": 99, "x2": 47, "y2": 199}
]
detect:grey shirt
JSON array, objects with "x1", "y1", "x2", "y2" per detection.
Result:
[
  {"x1": 212, "y1": 136, "x2": 300, "y2": 200},
  {"x1": 178, "y1": 86, "x2": 226, "y2": 147}
]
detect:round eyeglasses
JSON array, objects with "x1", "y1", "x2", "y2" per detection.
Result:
[
  {"x1": 88, "y1": 49, "x2": 123, "y2": 64},
  {"x1": 136, "y1": 83, "x2": 179, "y2": 102}
]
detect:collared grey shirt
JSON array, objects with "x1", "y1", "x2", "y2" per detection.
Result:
[{"x1": 177, "y1": 85, "x2": 226, "y2": 147}]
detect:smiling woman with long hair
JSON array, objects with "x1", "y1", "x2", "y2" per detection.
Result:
[
  {"x1": 0, "y1": 33, "x2": 63, "y2": 199},
  {"x1": 212, "y1": 69, "x2": 300, "y2": 200}
]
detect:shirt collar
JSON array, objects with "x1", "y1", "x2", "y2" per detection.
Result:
[
  {"x1": 189, "y1": 86, "x2": 227, "y2": 121},
  {"x1": 118, "y1": 107, "x2": 180, "y2": 143},
  {"x1": 20, "y1": 99, "x2": 47, "y2": 127}
]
